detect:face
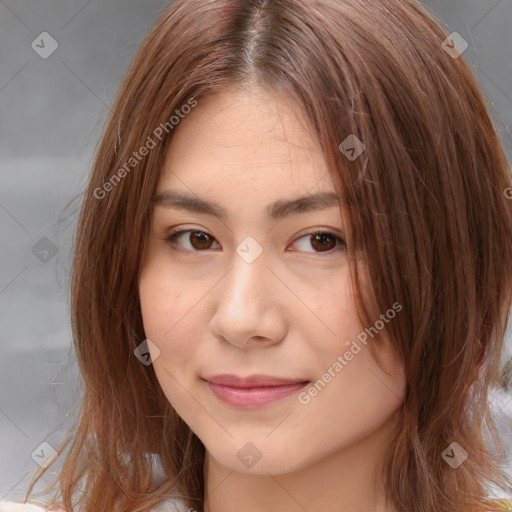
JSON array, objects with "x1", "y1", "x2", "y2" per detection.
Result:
[{"x1": 138, "y1": 86, "x2": 406, "y2": 476}]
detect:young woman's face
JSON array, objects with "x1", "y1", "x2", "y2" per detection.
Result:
[{"x1": 139, "y1": 87, "x2": 406, "y2": 475}]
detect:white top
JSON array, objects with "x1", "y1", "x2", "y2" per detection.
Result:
[{"x1": 0, "y1": 499, "x2": 189, "y2": 512}]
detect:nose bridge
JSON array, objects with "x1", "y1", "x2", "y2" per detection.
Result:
[
  {"x1": 210, "y1": 240, "x2": 284, "y2": 346},
  {"x1": 223, "y1": 244, "x2": 267, "y2": 312}
]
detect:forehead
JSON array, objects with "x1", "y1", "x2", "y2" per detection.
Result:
[{"x1": 159, "y1": 86, "x2": 332, "y2": 193}]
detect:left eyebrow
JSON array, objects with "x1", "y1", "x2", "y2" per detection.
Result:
[{"x1": 152, "y1": 190, "x2": 341, "y2": 222}]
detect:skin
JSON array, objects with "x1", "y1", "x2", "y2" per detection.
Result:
[{"x1": 138, "y1": 86, "x2": 406, "y2": 512}]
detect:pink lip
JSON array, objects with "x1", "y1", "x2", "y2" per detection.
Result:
[{"x1": 203, "y1": 374, "x2": 310, "y2": 408}]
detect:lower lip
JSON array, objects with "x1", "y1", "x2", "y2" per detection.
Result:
[{"x1": 206, "y1": 381, "x2": 309, "y2": 408}]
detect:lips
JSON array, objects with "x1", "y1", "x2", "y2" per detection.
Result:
[
  {"x1": 204, "y1": 374, "x2": 308, "y2": 387},
  {"x1": 203, "y1": 374, "x2": 310, "y2": 407}
]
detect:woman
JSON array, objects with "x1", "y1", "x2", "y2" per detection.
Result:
[{"x1": 3, "y1": 0, "x2": 512, "y2": 510}]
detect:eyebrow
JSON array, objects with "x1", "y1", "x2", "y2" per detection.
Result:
[{"x1": 152, "y1": 190, "x2": 341, "y2": 222}]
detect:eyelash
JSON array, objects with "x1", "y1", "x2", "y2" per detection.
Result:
[{"x1": 164, "y1": 227, "x2": 346, "y2": 255}]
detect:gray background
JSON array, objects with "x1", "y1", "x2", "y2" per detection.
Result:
[{"x1": 1, "y1": 0, "x2": 512, "y2": 502}]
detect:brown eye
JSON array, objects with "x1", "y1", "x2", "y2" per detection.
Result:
[
  {"x1": 166, "y1": 230, "x2": 219, "y2": 251},
  {"x1": 310, "y1": 232, "x2": 337, "y2": 252},
  {"x1": 292, "y1": 231, "x2": 345, "y2": 254}
]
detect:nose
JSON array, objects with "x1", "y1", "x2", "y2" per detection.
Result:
[{"x1": 209, "y1": 247, "x2": 287, "y2": 348}]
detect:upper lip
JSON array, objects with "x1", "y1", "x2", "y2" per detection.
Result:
[{"x1": 203, "y1": 374, "x2": 309, "y2": 388}]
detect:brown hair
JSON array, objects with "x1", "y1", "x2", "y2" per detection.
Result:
[{"x1": 25, "y1": 0, "x2": 512, "y2": 511}]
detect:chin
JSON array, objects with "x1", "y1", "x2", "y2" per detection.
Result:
[{"x1": 206, "y1": 438, "x2": 316, "y2": 476}]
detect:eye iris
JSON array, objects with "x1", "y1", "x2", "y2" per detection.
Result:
[
  {"x1": 190, "y1": 231, "x2": 213, "y2": 249},
  {"x1": 311, "y1": 233, "x2": 336, "y2": 252}
]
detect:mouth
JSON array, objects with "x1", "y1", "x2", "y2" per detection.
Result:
[{"x1": 202, "y1": 374, "x2": 310, "y2": 408}]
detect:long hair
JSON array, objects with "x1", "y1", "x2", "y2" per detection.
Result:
[{"x1": 25, "y1": 0, "x2": 512, "y2": 510}]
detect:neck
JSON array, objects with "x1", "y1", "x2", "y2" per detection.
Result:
[{"x1": 202, "y1": 413, "x2": 397, "y2": 512}]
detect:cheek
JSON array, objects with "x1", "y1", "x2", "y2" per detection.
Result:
[
  {"x1": 138, "y1": 272, "x2": 195, "y2": 409},
  {"x1": 139, "y1": 249, "x2": 187, "y2": 335},
  {"x1": 310, "y1": 276, "x2": 362, "y2": 353},
  {"x1": 301, "y1": 273, "x2": 405, "y2": 427},
  {"x1": 302, "y1": 347, "x2": 405, "y2": 447},
  {"x1": 139, "y1": 275, "x2": 174, "y2": 339},
  {"x1": 139, "y1": 261, "x2": 207, "y2": 373}
]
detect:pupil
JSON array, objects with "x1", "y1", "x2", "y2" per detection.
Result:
[
  {"x1": 313, "y1": 233, "x2": 334, "y2": 251},
  {"x1": 192, "y1": 231, "x2": 211, "y2": 249}
]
